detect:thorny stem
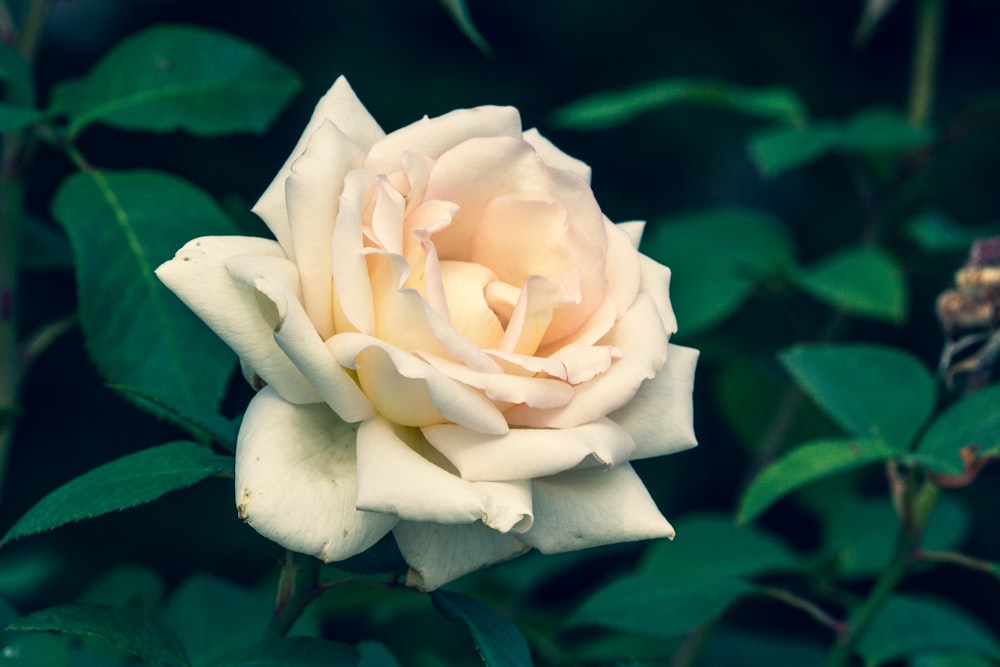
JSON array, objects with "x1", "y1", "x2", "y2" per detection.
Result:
[
  {"x1": 0, "y1": 0, "x2": 51, "y2": 501},
  {"x1": 763, "y1": 588, "x2": 848, "y2": 638}
]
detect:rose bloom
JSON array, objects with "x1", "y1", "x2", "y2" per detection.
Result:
[{"x1": 157, "y1": 77, "x2": 698, "y2": 591}]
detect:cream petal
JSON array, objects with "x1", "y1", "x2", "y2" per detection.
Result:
[
  {"x1": 424, "y1": 136, "x2": 605, "y2": 261},
  {"x1": 549, "y1": 344, "x2": 619, "y2": 384},
  {"x1": 522, "y1": 127, "x2": 592, "y2": 183},
  {"x1": 484, "y1": 349, "x2": 568, "y2": 380},
  {"x1": 603, "y1": 219, "x2": 641, "y2": 318},
  {"x1": 253, "y1": 77, "x2": 384, "y2": 255},
  {"x1": 535, "y1": 295, "x2": 618, "y2": 357},
  {"x1": 332, "y1": 170, "x2": 377, "y2": 335},
  {"x1": 617, "y1": 220, "x2": 645, "y2": 249},
  {"x1": 612, "y1": 344, "x2": 698, "y2": 459},
  {"x1": 505, "y1": 294, "x2": 668, "y2": 428},
  {"x1": 639, "y1": 255, "x2": 678, "y2": 335},
  {"x1": 519, "y1": 463, "x2": 674, "y2": 554},
  {"x1": 438, "y1": 261, "x2": 505, "y2": 350},
  {"x1": 235, "y1": 387, "x2": 397, "y2": 562},
  {"x1": 371, "y1": 175, "x2": 407, "y2": 255},
  {"x1": 156, "y1": 236, "x2": 321, "y2": 405},
  {"x1": 329, "y1": 333, "x2": 508, "y2": 435},
  {"x1": 286, "y1": 120, "x2": 366, "y2": 339},
  {"x1": 365, "y1": 106, "x2": 522, "y2": 175},
  {"x1": 226, "y1": 254, "x2": 375, "y2": 423},
  {"x1": 355, "y1": 417, "x2": 532, "y2": 530},
  {"x1": 500, "y1": 275, "x2": 579, "y2": 356},
  {"x1": 393, "y1": 521, "x2": 530, "y2": 591},
  {"x1": 366, "y1": 250, "x2": 501, "y2": 372},
  {"x1": 471, "y1": 197, "x2": 605, "y2": 343},
  {"x1": 422, "y1": 417, "x2": 636, "y2": 482},
  {"x1": 418, "y1": 353, "x2": 573, "y2": 408}
]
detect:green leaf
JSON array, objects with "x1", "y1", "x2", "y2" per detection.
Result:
[
  {"x1": 2, "y1": 441, "x2": 234, "y2": 546},
  {"x1": 749, "y1": 107, "x2": 933, "y2": 175},
  {"x1": 19, "y1": 217, "x2": 73, "y2": 271},
  {"x1": 161, "y1": 573, "x2": 320, "y2": 666},
  {"x1": 437, "y1": 0, "x2": 491, "y2": 54},
  {"x1": 55, "y1": 24, "x2": 300, "y2": 136},
  {"x1": 779, "y1": 344, "x2": 936, "y2": 449},
  {"x1": 906, "y1": 210, "x2": 1000, "y2": 252},
  {"x1": 431, "y1": 590, "x2": 533, "y2": 667},
  {"x1": 856, "y1": 596, "x2": 1000, "y2": 665},
  {"x1": 640, "y1": 513, "x2": 796, "y2": 580},
  {"x1": 570, "y1": 575, "x2": 752, "y2": 637},
  {"x1": 6, "y1": 604, "x2": 190, "y2": 667},
  {"x1": 0, "y1": 632, "x2": 72, "y2": 667},
  {"x1": 913, "y1": 654, "x2": 998, "y2": 667},
  {"x1": 110, "y1": 385, "x2": 238, "y2": 452},
  {"x1": 794, "y1": 246, "x2": 908, "y2": 322},
  {"x1": 915, "y1": 384, "x2": 1000, "y2": 475},
  {"x1": 737, "y1": 438, "x2": 894, "y2": 523},
  {"x1": 552, "y1": 78, "x2": 806, "y2": 130},
  {"x1": 52, "y1": 170, "x2": 238, "y2": 412},
  {"x1": 206, "y1": 638, "x2": 357, "y2": 667},
  {"x1": 643, "y1": 208, "x2": 795, "y2": 335},
  {"x1": 0, "y1": 104, "x2": 42, "y2": 132},
  {"x1": 822, "y1": 494, "x2": 970, "y2": 577}
]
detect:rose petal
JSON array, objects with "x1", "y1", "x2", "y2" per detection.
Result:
[
  {"x1": 226, "y1": 254, "x2": 375, "y2": 422},
  {"x1": 603, "y1": 219, "x2": 641, "y2": 317},
  {"x1": 499, "y1": 274, "x2": 579, "y2": 356},
  {"x1": 519, "y1": 463, "x2": 674, "y2": 553},
  {"x1": 535, "y1": 295, "x2": 618, "y2": 357},
  {"x1": 422, "y1": 417, "x2": 636, "y2": 482},
  {"x1": 418, "y1": 352, "x2": 573, "y2": 408},
  {"x1": 156, "y1": 236, "x2": 322, "y2": 405},
  {"x1": 424, "y1": 136, "x2": 605, "y2": 261},
  {"x1": 366, "y1": 250, "x2": 501, "y2": 372},
  {"x1": 235, "y1": 387, "x2": 397, "y2": 562},
  {"x1": 286, "y1": 120, "x2": 366, "y2": 338},
  {"x1": 329, "y1": 333, "x2": 508, "y2": 434},
  {"x1": 331, "y1": 170, "x2": 377, "y2": 334},
  {"x1": 471, "y1": 197, "x2": 605, "y2": 343},
  {"x1": 356, "y1": 417, "x2": 532, "y2": 531},
  {"x1": 365, "y1": 106, "x2": 522, "y2": 176},
  {"x1": 393, "y1": 521, "x2": 530, "y2": 591},
  {"x1": 638, "y1": 255, "x2": 678, "y2": 335},
  {"x1": 506, "y1": 294, "x2": 668, "y2": 428},
  {"x1": 612, "y1": 344, "x2": 698, "y2": 459},
  {"x1": 437, "y1": 261, "x2": 505, "y2": 350},
  {"x1": 253, "y1": 77, "x2": 384, "y2": 254},
  {"x1": 522, "y1": 127, "x2": 592, "y2": 183},
  {"x1": 617, "y1": 220, "x2": 645, "y2": 249}
]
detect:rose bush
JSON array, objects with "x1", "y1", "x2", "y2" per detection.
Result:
[{"x1": 156, "y1": 77, "x2": 699, "y2": 590}]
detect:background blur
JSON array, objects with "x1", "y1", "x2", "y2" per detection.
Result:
[{"x1": 5, "y1": 0, "x2": 1000, "y2": 660}]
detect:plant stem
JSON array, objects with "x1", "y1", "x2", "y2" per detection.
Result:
[
  {"x1": 916, "y1": 549, "x2": 998, "y2": 575},
  {"x1": 263, "y1": 551, "x2": 323, "y2": 640},
  {"x1": 763, "y1": 588, "x2": 847, "y2": 638},
  {"x1": 825, "y1": 529, "x2": 918, "y2": 667},
  {"x1": 907, "y1": 0, "x2": 946, "y2": 127}
]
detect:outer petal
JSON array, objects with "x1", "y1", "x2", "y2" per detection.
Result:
[
  {"x1": 422, "y1": 418, "x2": 636, "y2": 482},
  {"x1": 393, "y1": 521, "x2": 530, "y2": 591},
  {"x1": 253, "y1": 77, "x2": 385, "y2": 254},
  {"x1": 355, "y1": 417, "x2": 533, "y2": 531},
  {"x1": 519, "y1": 463, "x2": 674, "y2": 553},
  {"x1": 156, "y1": 236, "x2": 321, "y2": 405},
  {"x1": 235, "y1": 387, "x2": 397, "y2": 562},
  {"x1": 638, "y1": 255, "x2": 678, "y2": 335},
  {"x1": 617, "y1": 220, "x2": 645, "y2": 249},
  {"x1": 225, "y1": 255, "x2": 375, "y2": 423},
  {"x1": 612, "y1": 344, "x2": 698, "y2": 459},
  {"x1": 603, "y1": 219, "x2": 641, "y2": 317},
  {"x1": 505, "y1": 294, "x2": 669, "y2": 428},
  {"x1": 522, "y1": 127, "x2": 592, "y2": 183},
  {"x1": 329, "y1": 334, "x2": 508, "y2": 434},
  {"x1": 285, "y1": 120, "x2": 366, "y2": 339},
  {"x1": 365, "y1": 106, "x2": 522, "y2": 175}
]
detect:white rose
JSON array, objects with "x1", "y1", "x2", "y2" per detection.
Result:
[{"x1": 156, "y1": 77, "x2": 698, "y2": 591}]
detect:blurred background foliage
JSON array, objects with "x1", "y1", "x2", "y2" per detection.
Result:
[{"x1": 3, "y1": 0, "x2": 1000, "y2": 665}]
